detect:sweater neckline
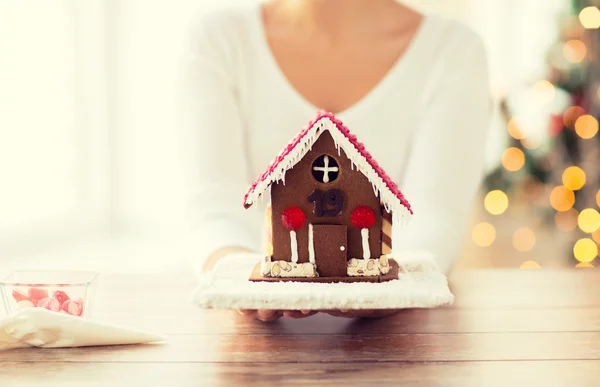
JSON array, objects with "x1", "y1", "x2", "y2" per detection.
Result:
[{"x1": 248, "y1": 3, "x2": 433, "y2": 121}]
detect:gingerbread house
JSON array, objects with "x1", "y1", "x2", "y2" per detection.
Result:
[{"x1": 243, "y1": 112, "x2": 413, "y2": 283}]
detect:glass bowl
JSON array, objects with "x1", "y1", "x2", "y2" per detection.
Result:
[{"x1": 0, "y1": 270, "x2": 99, "y2": 318}]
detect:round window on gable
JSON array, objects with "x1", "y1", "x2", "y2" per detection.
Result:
[{"x1": 312, "y1": 154, "x2": 340, "y2": 183}]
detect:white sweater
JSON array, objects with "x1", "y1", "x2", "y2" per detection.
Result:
[{"x1": 178, "y1": 3, "x2": 492, "y2": 274}]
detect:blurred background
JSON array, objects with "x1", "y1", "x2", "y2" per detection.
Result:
[{"x1": 1, "y1": 0, "x2": 599, "y2": 272}]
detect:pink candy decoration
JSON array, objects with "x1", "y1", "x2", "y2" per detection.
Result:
[
  {"x1": 37, "y1": 297, "x2": 60, "y2": 312},
  {"x1": 28, "y1": 287, "x2": 49, "y2": 303},
  {"x1": 11, "y1": 287, "x2": 85, "y2": 316},
  {"x1": 12, "y1": 289, "x2": 30, "y2": 303},
  {"x1": 53, "y1": 290, "x2": 70, "y2": 305},
  {"x1": 62, "y1": 299, "x2": 83, "y2": 316}
]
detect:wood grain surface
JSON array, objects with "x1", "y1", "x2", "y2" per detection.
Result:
[{"x1": 1, "y1": 267, "x2": 599, "y2": 386}]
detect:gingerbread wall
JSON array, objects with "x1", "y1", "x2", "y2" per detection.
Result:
[{"x1": 270, "y1": 131, "x2": 383, "y2": 265}]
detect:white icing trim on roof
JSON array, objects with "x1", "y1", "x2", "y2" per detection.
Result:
[{"x1": 244, "y1": 117, "x2": 412, "y2": 225}]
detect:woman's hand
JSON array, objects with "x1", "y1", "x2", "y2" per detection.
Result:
[
  {"x1": 237, "y1": 309, "x2": 318, "y2": 322},
  {"x1": 321, "y1": 309, "x2": 401, "y2": 319},
  {"x1": 237, "y1": 309, "x2": 398, "y2": 321}
]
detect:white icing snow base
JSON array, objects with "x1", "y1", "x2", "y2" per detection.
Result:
[{"x1": 190, "y1": 251, "x2": 454, "y2": 310}]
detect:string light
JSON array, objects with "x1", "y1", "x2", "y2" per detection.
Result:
[
  {"x1": 575, "y1": 115, "x2": 599, "y2": 138},
  {"x1": 513, "y1": 228, "x2": 536, "y2": 252},
  {"x1": 501, "y1": 147, "x2": 525, "y2": 171},
  {"x1": 555, "y1": 208, "x2": 579, "y2": 231},
  {"x1": 507, "y1": 118, "x2": 526, "y2": 140},
  {"x1": 563, "y1": 40, "x2": 587, "y2": 63},
  {"x1": 562, "y1": 166, "x2": 586, "y2": 190},
  {"x1": 521, "y1": 137, "x2": 542, "y2": 150},
  {"x1": 591, "y1": 228, "x2": 600, "y2": 243},
  {"x1": 550, "y1": 186, "x2": 575, "y2": 212},
  {"x1": 484, "y1": 190, "x2": 509, "y2": 215},
  {"x1": 573, "y1": 238, "x2": 598, "y2": 263},
  {"x1": 579, "y1": 6, "x2": 600, "y2": 29},
  {"x1": 563, "y1": 106, "x2": 586, "y2": 128},
  {"x1": 576, "y1": 262, "x2": 594, "y2": 268},
  {"x1": 472, "y1": 222, "x2": 496, "y2": 247},
  {"x1": 578, "y1": 208, "x2": 600, "y2": 233},
  {"x1": 520, "y1": 261, "x2": 541, "y2": 269},
  {"x1": 532, "y1": 80, "x2": 556, "y2": 103}
]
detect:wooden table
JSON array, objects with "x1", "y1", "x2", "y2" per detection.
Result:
[{"x1": 1, "y1": 268, "x2": 600, "y2": 386}]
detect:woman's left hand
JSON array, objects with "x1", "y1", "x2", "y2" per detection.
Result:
[
  {"x1": 321, "y1": 309, "x2": 401, "y2": 318},
  {"x1": 237, "y1": 309, "x2": 318, "y2": 321},
  {"x1": 237, "y1": 309, "x2": 398, "y2": 321}
]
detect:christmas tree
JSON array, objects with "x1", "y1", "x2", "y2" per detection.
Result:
[{"x1": 480, "y1": 0, "x2": 600, "y2": 267}]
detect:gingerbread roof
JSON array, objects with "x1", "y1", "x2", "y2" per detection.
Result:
[{"x1": 243, "y1": 111, "x2": 413, "y2": 222}]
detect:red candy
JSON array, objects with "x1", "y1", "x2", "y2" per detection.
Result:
[
  {"x1": 53, "y1": 290, "x2": 70, "y2": 305},
  {"x1": 62, "y1": 299, "x2": 83, "y2": 316},
  {"x1": 37, "y1": 297, "x2": 60, "y2": 312},
  {"x1": 351, "y1": 206, "x2": 375, "y2": 229},
  {"x1": 281, "y1": 206, "x2": 306, "y2": 231},
  {"x1": 12, "y1": 289, "x2": 30, "y2": 302},
  {"x1": 28, "y1": 287, "x2": 49, "y2": 303}
]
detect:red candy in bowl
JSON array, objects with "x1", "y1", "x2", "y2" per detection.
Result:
[{"x1": 0, "y1": 270, "x2": 98, "y2": 318}]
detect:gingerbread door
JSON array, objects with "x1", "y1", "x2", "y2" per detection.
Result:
[{"x1": 312, "y1": 224, "x2": 347, "y2": 277}]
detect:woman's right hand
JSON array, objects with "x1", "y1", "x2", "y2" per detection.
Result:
[{"x1": 237, "y1": 309, "x2": 318, "y2": 322}]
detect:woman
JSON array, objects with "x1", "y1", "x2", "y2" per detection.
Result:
[{"x1": 180, "y1": 0, "x2": 491, "y2": 321}]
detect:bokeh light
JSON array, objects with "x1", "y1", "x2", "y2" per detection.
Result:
[
  {"x1": 563, "y1": 106, "x2": 586, "y2": 128},
  {"x1": 579, "y1": 6, "x2": 600, "y2": 29},
  {"x1": 575, "y1": 114, "x2": 599, "y2": 138},
  {"x1": 597, "y1": 189, "x2": 600, "y2": 207},
  {"x1": 520, "y1": 261, "x2": 541, "y2": 269},
  {"x1": 521, "y1": 137, "x2": 542, "y2": 150},
  {"x1": 555, "y1": 208, "x2": 579, "y2": 231},
  {"x1": 573, "y1": 238, "x2": 598, "y2": 263},
  {"x1": 563, "y1": 40, "x2": 587, "y2": 63},
  {"x1": 576, "y1": 262, "x2": 594, "y2": 268},
  {"x1": 550, "y1": 186, "x2": 575, "y2": 212},
  {"x1": 472, "y1": 222, "x2": 496, "y2": 247},
  {"x1": 513, "y1": 227, "x2": 536, "y2": 252},
  {"x1": 592, "y1": 228, "x2": 600, "y2": 244},
  {"x1": 507, "y1": 118, "x2": 525, "y2": 140},
  {"x1": 484, "y1": 190, "x2": 509, "y2": 215},
  {"x1": 501, "y1": 147, "x2": 525, "y2": 171},
  {"x1": 532, "y1": 80, "x2": 556, "y2": 103},
  {"x1": 562, "y1": 166, "x2": 586, "y2": 190},
  {"x1": 578, "y1": 208, "x2": 600, "y2": 233}
]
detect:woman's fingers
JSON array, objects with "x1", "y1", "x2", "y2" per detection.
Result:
[
  {"x1": 256, "y1": 309, "x2": 283, "y2": 322},
  {"x1": 237, "y1": 309, "x2": 319, "y2": 320},
  {"x1": 282, "y1": 310, "x2": 318, "y2": 318},
  {"x1": 322, "y1": 309, "x2": 399, "y2": 318},
  {"x1": 237, "y1": 308, "x2": 398, "y2": 321}
]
